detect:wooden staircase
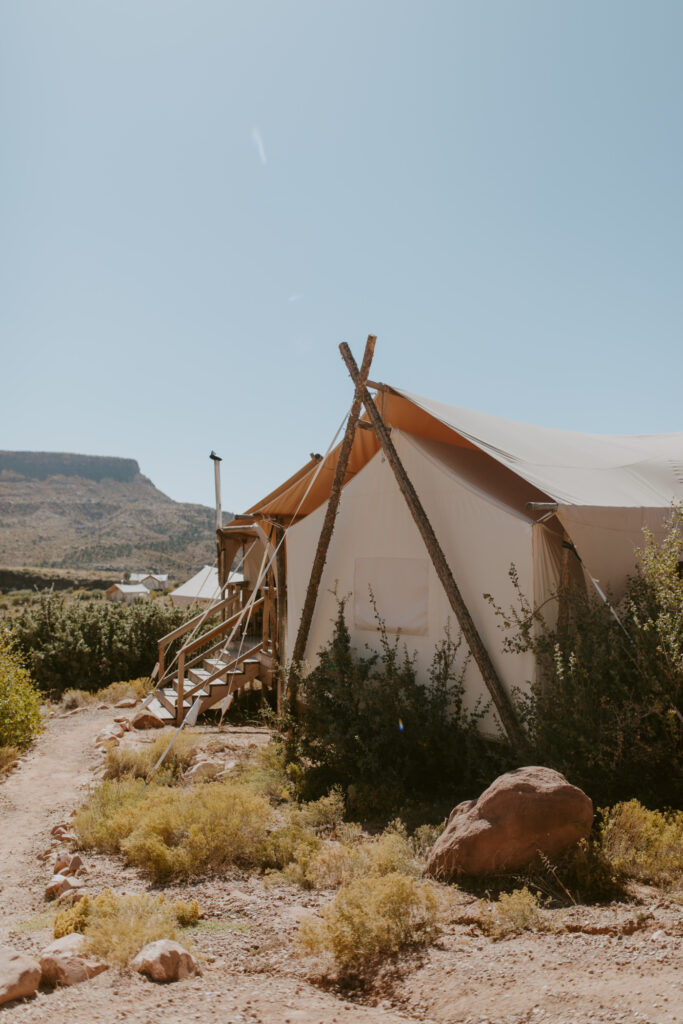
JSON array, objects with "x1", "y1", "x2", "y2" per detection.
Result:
[{"x1": 148, "y1": 588, "x2": 277, "y2": 725}]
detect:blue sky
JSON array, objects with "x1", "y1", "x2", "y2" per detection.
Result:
[{"x1": 2, "y1": 1, "x2": 682, "y2": 511}]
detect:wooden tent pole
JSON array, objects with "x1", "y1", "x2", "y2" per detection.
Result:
[
  {"x1": 289, "y1": 335, "x2": 377, "y2": 692},
  {"x1": 339, "y1": 342, "x2": 527, "y2": 750}
]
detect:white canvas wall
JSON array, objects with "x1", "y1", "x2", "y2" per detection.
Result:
[{"x1": 286, "y1": 430, "x2": 544, "y2": 727}]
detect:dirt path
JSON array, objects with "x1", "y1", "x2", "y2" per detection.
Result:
[
  {"x1": 0, "y1": 708, "x2": 110, "y2": 937},
  {"x1": 1, "y1": 709, "x2": 681, "y2": 1024}
]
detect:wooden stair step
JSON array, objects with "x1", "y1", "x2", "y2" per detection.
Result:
[{"x1": 146, "y1": 697, "x2": 175, "y2": 722}]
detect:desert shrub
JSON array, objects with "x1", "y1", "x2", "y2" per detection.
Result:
[
  {"x1": 84, "y1": 892, "x2": 184, "y2": 967},
  {"x1": 477, "y1": 887, "x2": 551, "y2": 940},
  {"x1": 297, "y1": 872, "x2": 441, "y2": 980},
  {"x1": 61, "y1": 677, "x2": 150, "y2": 710},
  {"x1": 275, "y1": 818, "x2": 420, "y2": 890},
  {"x1": 5, "y1": 592, "x2": 191, "y2": 696},
  {"x1": 103, "y1": 729, "x2": 197, "y2": 781},
  {"x1": 523, "y1": 839, "x2": 626, "y2": 906},
  {"x1": 54, "y1": 890, "x2": 202, "y2": 941},
  {"x1": 600, "y1": 800, "x2": 683, "y2": 888},
  {"x1": 235, "y1": 740, "x2": 295, "y2": 803},
  {"x1": 0, "y1": 633, "x2": 43, "y2": 749},
  {"x1": 120, "y1": 782, "x2": 273, "y2": 881},
  {"x1": 411, "y1": 822, "x2": 446, "y2": 858},
  {"x1": 171, "y1": 899, "x2": 202, "y2": 927},
  {"x1": 0, "y1": 745, "x2": 20, "y2": 773},
  {"x1": 490, "y1": 510, "x2": 683, "y2": 807},
  {"x1": 295, "y1": 600, "x2": 498, "y2": 817},
  {"x1": 74, "y1": 777, "x2": 150, "y2": 853},
  {"x1": 75, "y1": 775, "x2": 274, "y2": 881}
]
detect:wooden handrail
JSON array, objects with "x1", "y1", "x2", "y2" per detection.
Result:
[
  {"x1": 157, "y1": 589, "x2": 241, "y2": 678},
  {"x1": 179, "y1": 597, "x2": 264, "y2": 658}
]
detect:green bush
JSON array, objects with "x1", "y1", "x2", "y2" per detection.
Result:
[
  {"x1": 0, "y1": 632, "x2": 43, "y2": 749},
  {"x1": 293, "y1": 599, "x2": 499, "y2": 817},
  {"x1": 489, "y1": 510, "x2": 683, "y2": 808},
  {"x1": 4, "y1": 592, "x2": 190, "y2": 696}
]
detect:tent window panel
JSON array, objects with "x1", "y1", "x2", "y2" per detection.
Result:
[{"x1": 353, "y1": 557, "x2": 429, "y2": 635}]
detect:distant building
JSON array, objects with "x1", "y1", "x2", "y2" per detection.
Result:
[
  {"x1": 105, "y1": 583, "x2": 150, "y2": 604},
  {"x1": 128, "y1": 572, "x2": 169, "y2": 591}
]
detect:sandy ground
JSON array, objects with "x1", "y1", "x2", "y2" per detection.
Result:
[{"x1": 1, "y1": 708, "x2": 681, "y2": 1024}]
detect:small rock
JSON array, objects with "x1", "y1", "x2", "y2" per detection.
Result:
[
  {"x1": 45, "y1": 874, "x2": 83, "y2": 901},
  {"x1": 95, "y1": 735, "x2": 120, "y2": 749},
  {"x1": 97, "y1": 703, "x2": 110, "y2": 710},
  {"x1": 57, "y1": 888, "x2": 88, "y2": 906},
  {"x1": 113, "y1": 717, "x2": 131, "y2": 730},
  {"x1": 131, "y1": 710, "x2": 165, "y2": 730},
  {"x1": 131, "y1": 940, "x2": 201, "y2": 982},
  {"x1": 184, "y1": 760, "x2": 224, "y2": 783},
  {"x1": 0, "y1": 946, "x2": 41, "y2": 1005},
  {"x1": 67, "y1": 853, "x2": 85, "y2": 873},
  {"x1": 114, "y1": 697, "x2": 138, "y2": 709},
  {"x1": 39, "y1": 934, "x2": 107, "y2": 987},
  {"x1": 51, "y1": 824, "x2": 69, "y2": 838},
  {"x1": 53, "y1": 853, "x2": 70, "y2": 874},
  {"x1": 215, "y1": 760, "x2": 237, "y2": 778}
]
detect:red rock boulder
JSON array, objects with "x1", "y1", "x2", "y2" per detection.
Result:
[{"x1": 425, "y1": 766, "x2": 593, "y2": 880}]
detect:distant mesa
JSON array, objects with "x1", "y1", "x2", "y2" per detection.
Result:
[
  {"x1": 0, "y1": 450, "x2": 225, "y2": 578},
  {"x1": 0, "y1": 451, "x2": 140, "y2": 484}
]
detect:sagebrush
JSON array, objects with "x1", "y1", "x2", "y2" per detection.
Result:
[
  {"x1": 53, "y1": 890, "x2": 193, "y2": 966},
  {"x1": 297, "y1": 871, "x2": 442, "y2": 980},
  {"x1": 600, "y1": 800, "x2": 683, "y2": 889}
]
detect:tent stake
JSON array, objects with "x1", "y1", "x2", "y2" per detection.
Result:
[
  {"x1": 340, "y1": 341, "x2": 527, "y2": 751},
  {"x1": 289, "y1": 335, "x2": 377, "y2": 700}
]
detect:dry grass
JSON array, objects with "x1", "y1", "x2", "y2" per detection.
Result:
[
  {"x1": 74, "y1": 778, "x2": 149, "y2": 853},
  {"x1": 0, "y1": 745, "x2": 20, "y2": 774},
  {"x1": 297, "y1": 872, "x2": 442, "y2": 981},
  {"x1": 54, "y1": 891, "x2": 201, "y2": 943},
  {"x1": 61, "y1": 677, "x2": 149, "y2": 710},
  {"x1": 234, "y1": 742, "x2": 294, "y2": 803},
  {"x1": 74, "y1": 773, "x2": 275, "y2": 881},
  {"x1": 84, "y1": 892, "x2": 184, "y2": 967},
  {"x1": 103, "y1": 729, "x2": 198, "y2": 781},
  {"x1": 120, "y1": 782, "x2": 274, "y2": 880},
  {"x1": 601, "y1": 800, "x2": 683, "y2": 889},
  {"x1": 476, "y1": 887, "x2": 553, "y2": 940},
  {"x1": 274, "y1": 818, "x2": 420, "y2": 890}
]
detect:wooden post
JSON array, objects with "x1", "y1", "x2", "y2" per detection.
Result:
[
  {"x1": 176, "y1": 650, "x2": 185, "y2": 726},
  {"x1": 340, "y1": 342, "x2": 527, "y2": 750},
  {"x1": 289, "y1": 336, "x2": 376, "y2": 689},
  {"x1": 557, "y1": 538, "x2": 572, "y2": 638},
  {"x1": 273, "y1": 521, "x2": 287, "y2": 715}
]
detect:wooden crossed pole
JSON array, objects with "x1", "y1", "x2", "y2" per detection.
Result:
[{"x1": 290, "y1": 336, "x2": 526, "y2": 750}]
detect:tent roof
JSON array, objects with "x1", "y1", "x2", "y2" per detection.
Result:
[
  {"x1": 170, "y1": 565, "x2": 244, "y2": 603},
  {"x1": 242, "y1": 385, "x2": 683, "y2": 519},
  {"x1": 394, "y1": 388, "x2": 683, "y2": 508}
]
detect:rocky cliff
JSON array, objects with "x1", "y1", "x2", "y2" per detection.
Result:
[{"x1": 0, "y1": 451, "x2": 222, "y2": 577}]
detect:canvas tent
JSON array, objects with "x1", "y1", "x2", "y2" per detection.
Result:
[
  {"x1": 221, "y1": 381, "x2": 683, "y2": 732},
  {"x1": 170, "y1": 565, "x2": 244, "y2": 608}
]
